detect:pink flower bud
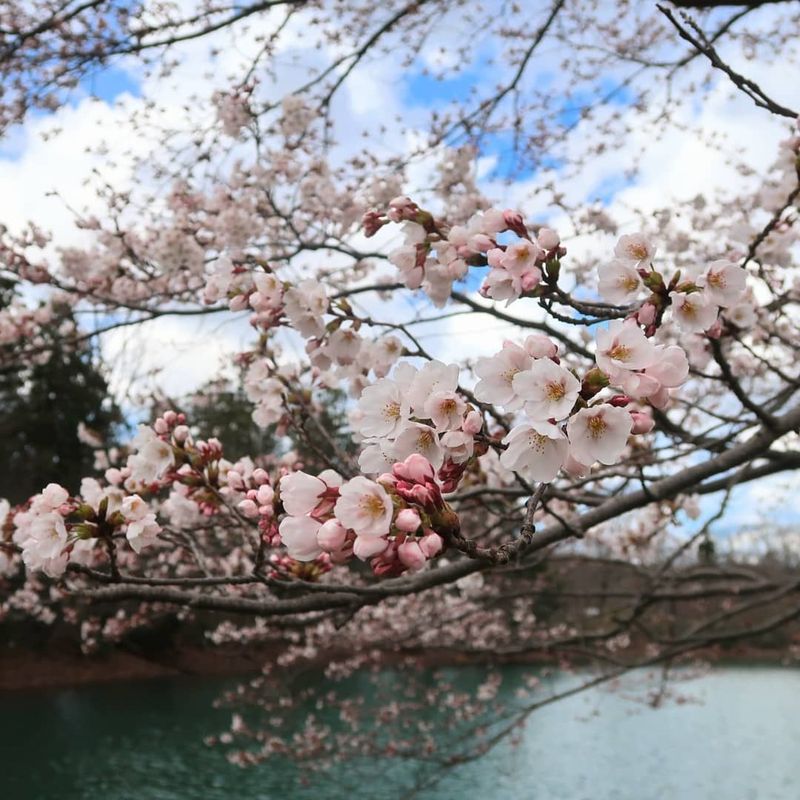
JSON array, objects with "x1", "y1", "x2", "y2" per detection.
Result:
[
  {"x1": 409, "y1": 484, "x2": 436, "y2": 508},
  {"x1": 163, "y1": 411, "x2": 178, "y2": 426},
  {"x1": 462, "y1": 410, "x2": 483, "y2": 435},
  {"x1": 419, "y1": 532, "x2": 444, "y2": 558},
  {"x1": 362, "y1": 210, "x2": 386, "y2": 238},
  {"x1": 487, "y1": 247, "x2": 505, "y2": 268},
  {"x1": 252, "y1": 468, "x2": 269, "y2": 485},
  {"x1": 317, "y1": 519, "x2": 348, "y2": 551},
  {"x1": 503, "y1": 210, "x2": 526, "y2": 237},
  {"x1": 237, "y1": 499, "x2": 259, "y2": 518},
  {"x1": 353, "y1": 535, "x2": 389, "y2": 560},
  {"x1": 256, "y1": 484, "x2": 274, "y2": 506},
  {"x1": 469, "y1": 233, "x2": 495, "y2": 252},
  {"x1": 229, "y1": 294, "x2": 249, "y2": 312},
  {"x1": 398, "y1": 540, "x2": 427, "y2": 571},
  {"x1": 154, "y1": 418, "x2": 169, "y2": 435},
  {"x1": 537, "y1": 227, "x2": 560, "y2": 251},
  {"x1": 706, "y1": 317, "x2": 723, "y2": 338},
  {"x1": 630, "y1": 411, "x2": 655, "y2": 434},
  {"x1": 636, "y1": 302, "x2": 657, "y2": 326},
  {"x1": 173, "y1": 425, "x2": 190, "y2": 444},
  {"x1": 395, "y1": 508, "x2": 422, "y2": 532},
  {"x1": 524, "y1": 334, "x2": 558, "y2": 359},
  {"x1": 227, "y1": 471, "x2": 245, "y2": 491},
  {"x1": 205, "y1": 438, "x2": 223, "y2": 458},
  {"x1": 392, "y1": 454, "x2": 435, "y2": 484},
  {"x1": 388, "y1": 195, "x2": 416, "y2": 222},
  {"x1": 520, "y1": 268, "x2": 541, "y2": 291}
]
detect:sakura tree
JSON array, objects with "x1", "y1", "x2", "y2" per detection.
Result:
[{"x1": 1, "y1": 0, "x2": 799, "y2": 780}]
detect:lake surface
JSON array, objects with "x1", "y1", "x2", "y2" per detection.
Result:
[{"x1": 1, "y1": 666, "x2": 798, "y2": 799}]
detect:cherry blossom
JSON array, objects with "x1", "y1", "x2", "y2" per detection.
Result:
[
  {"x1": 670, "y1": 291, "x2": 719, "y2": 333},
  {"x1": 392, "y1": 423, "x2": 446, "y2": 470},
  {"x1": 355, "y1": 379, "x2": 410, "y2": 438},
  {"x1": 424, "y1": 390, "x2": 467, "y2": 431},
  {"x1": 513, "y1": 359, "x2": 580, "y2": 422},
  {"x1": 597, "y1": 258, "x2": 644, "y2": 304},
  {"x1": 500, "y1": 422, "x2": 569, "y2": 482},
  {"x1": 473, "y1": 342, "x2": 533, "y2": 410},
  {"x1": 279, "y1": 470, "x2": 342, "y2": 517},
  {"x1": 125, "y1": 513, "x2": 162, "y2": 554},
  {"x1": 334, "y1": 477, "x2": 393, "y2": 538},
  {"x1": 614, "y1": 233, "x2": 656, "y2": 265},
  {"x1": 595, "y1": 320, "x2": 658, "y2": 375},
  {"x1": 697, "y1": 260, "x2": 748, "y2": 307},
  {"x1": 566, "y1": 405, "x2": 634, "y2": 466},
  {"x1": 283, "y1": 280, "x2": 328, "y2": 338},
  {"x1": 279, "y1": 516, "x2": 324, "y2": 562},
  {"x1": 126, "y1": 426, "x2": 175, "y2": 485}
]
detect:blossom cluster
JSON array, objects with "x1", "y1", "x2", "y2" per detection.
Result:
[
  {"x1": 276, "y1": 455, "x2": 450, "y2": 576},
  {"x1": 3, "y1": 190, "x2": 764, "y2": 585},
  {"x1": 350, "y1": 359, "x2": 484, "y2": 484},
  {"x1": 12, "y1": 482, "x2": 161, "y2": 577},
  {"x1": 205, "y1": 261, "x2": 406, "y2": 426},
  {"x1": 598, "y1": 234, "x2": 751, "y2": 335},
  {"x1": 366, "y1": 196, "x2": 562, "y2": 307}
]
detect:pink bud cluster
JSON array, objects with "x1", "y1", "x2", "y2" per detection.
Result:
[
  {"x1": 232, "y1": 468, "x2": 279, "y2": 548},
  {"x1": 276, "y1": 455, "x2": 448, "y2": 577}
]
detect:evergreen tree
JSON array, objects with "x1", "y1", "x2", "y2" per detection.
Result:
[{"x1": 0, "y1": 283, "x2": 121, "y2": 503}]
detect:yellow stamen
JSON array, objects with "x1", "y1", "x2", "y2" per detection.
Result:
[{"x1": 588, "y1": 415, "x2": 607, "y2": 439}]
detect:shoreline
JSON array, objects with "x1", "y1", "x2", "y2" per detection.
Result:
[
  {"x1": 1, "y1": 641, "x2": 796, "y2": 692},
  {"x1": 0, "y1": 644, "x2": 272, "y2": 693}
]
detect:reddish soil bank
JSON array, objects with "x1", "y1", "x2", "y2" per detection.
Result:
[
  {"x1": 1, "y1": 640, "x2": 795, "y2": 692},
  {"x1": 0, "y1": 644, "x2": 275, "y2": 692}
]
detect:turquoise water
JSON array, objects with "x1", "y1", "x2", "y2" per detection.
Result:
[{"x1": 1, "y1": 666, "x2": 798, "y2": 799}]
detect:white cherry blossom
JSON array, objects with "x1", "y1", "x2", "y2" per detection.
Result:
[
  {"x1": 127, "y1": 426, "x2": 175, "y2": 484},
  {"x1": 407, "y1": 361, "x2": 459, "y2": 414},
  {"x1": 356, "y1": 378, "x2": 409, "y2": 438},
  {"x1": 279, "y1": 515, "x2": 323, "y2": 561},
  {"x1": 614, "y1": 233, "x2": 656, "y2": 265},
  {"x1": 392, "y1": 423, "x2": 445, "y2": 469},
  {"x1": 595, "y1": 320, "x2": 658, "y2": 375},
  {"x1": 334, "y1": 477, "x2": 393, "y2": 538},
  {"x1": 424, "y1": 390, "x2": 466, "y2": 431},
  {"x1": 598, "y1": 258, "x2": 643, "y2": 304},
  {"x1": 440, "y1": 430, "x2": 475, "y2": 464},
  {"x1": 645, "y1": 345, "x2": 690, "y2": 388},
  {"x1": 670, "y1": 291, "x2": 718, "y2": 333},
  {"x1": 513, "y1": 359, "x2": 580, "y2": 421},
  {"x1": 353, "y1": 534, "x2": 389, "y2": 560},
  {"x1": 697, "y1": 260, "x2": 747, "y2": 307},
  {"x1": 358, "y1": 439, "x2": 395, "y2": 475},
  {"x1": 567, "y1": 405, "x2": 633, "y2": 466},
  {"x1": 500, "y1": 422, "x2": 569, "y2": 482},
  {"x1": 474, "y1": 342, "x2": 533, "y2": 410},
  {"x1": 283, "y1": 280, "x2": 328, "y2": 338},
  {"x1": 126, "y1": 513, "x2": 162, "y2": 553},
  {"x1": 280, "y1": 470, "x2": 341, "y2": 516}
]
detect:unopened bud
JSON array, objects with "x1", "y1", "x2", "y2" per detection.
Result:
[
  {"x1": 537, "y1": 227, "x2": 560, "y2": 251},
  {"x1": 630, "y1": 410, "x2": 655, "y2": 434},
  {"x1": 395, "y1": 508, "x2": 422, "y2": 533}
]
